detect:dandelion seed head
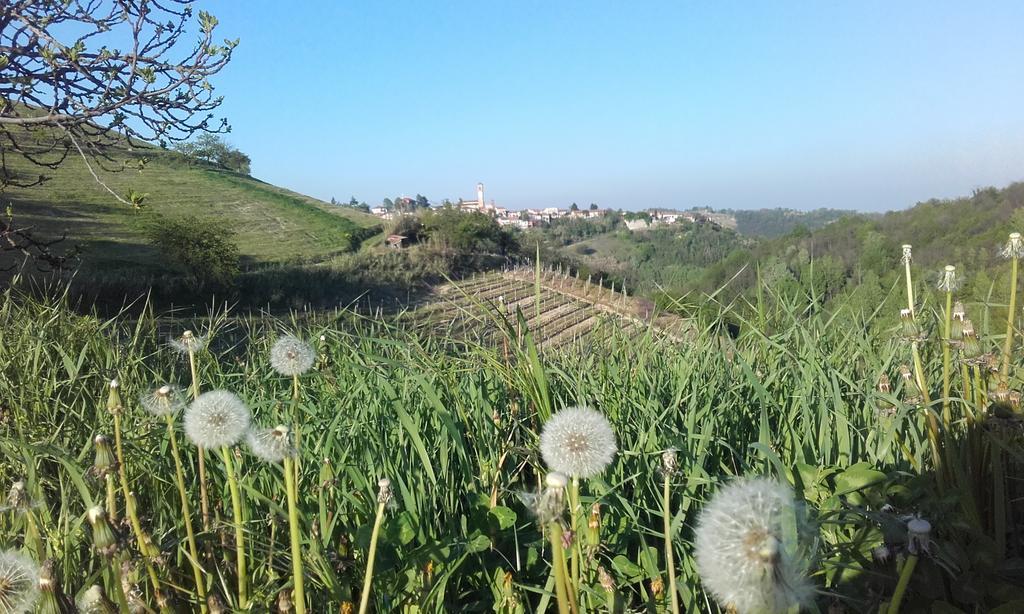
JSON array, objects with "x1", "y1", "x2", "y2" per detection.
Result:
[
  {"x1": 76, "y1": 585, "x2": 115, "y2": 614},
  {"x1": 270, "y1": 335, "x2": 315, "y2": 376},
  {"x1": 694, "y1": 477, "x2": 814, "y2": 614},
  {"x1": 1002, "y1": 232, "x2": 1024, "y2": 260},
  {"x1": 3, "y1": 481, "x2": 29, "y2": 514},
  {"x1": 139, "y1": 385, "x2": 186, "y2": 417},
  {"x1": 184, "y1": 390, "x2": 251, "y2": 449},
  {"x1": 540, "y1": 406, "x2": 617, "y2": 478},
  {"x1": 0, "y1": 550, "x2": 39, "y2": 614},
  {"x1": 169, "y1": 330, "x2": 207, "y2": 355},
  {"x1": 937, "y1": 265, "x2": 961, "y2": 292},
  {"x1": 545, "y1": 471, "x2": 568, "y2": 489},
  {"x1": 907, "y1": 517, "x2": 931, "y2": 555},
  {"x1": 377, "y1": 477, "x2": 394, "y2": 506},
  {"x1": 245, "y1": 425, "x2": 295, "y2": 463},
  {"x1": 901, "y1": 244, "x2": 913, "y2": 264}
]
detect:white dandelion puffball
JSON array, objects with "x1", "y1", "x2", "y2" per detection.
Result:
[
  {"x1": 140, "y1": 385, "x2": 186, "y2": 417},
  {"x1": 184, "y1": 390, "x2": 251, "y2": 449},
  {"x1": 169, "y1": 330, "x2": 207, "y2": 355},
  {"x1": 540, "y1": 406, "x2": 617, "y2": 478},
  {"x1": 246, "y1": 425, "x2": 295, "y2": 463},
  {"x1": 270, "y1": 335, "x2": 315, "y2": 376},
  {"x1": 695, "y1": 478, "x2": 813, "y2": 614},
  {"x1": 1002, "y1": 232, "x2": 1024, "y2": 260},
  {"x1": 0, "y1": 550, "x2": 40, "y2": 614},
  {"x1": 76, "y1": 585, "x2": 115, "y2": 614}
]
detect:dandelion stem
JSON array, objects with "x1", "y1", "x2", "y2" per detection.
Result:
[
  {"x1": 113, "y1": 407, "x2": 166, "y2": 608},
  {"x1": 547, "y1": 521, "x2": 572, "y2": 614},
  {"x1": 1000, "y1": 256, "x2": 1018, "y2": 385},
  {"x1": 187, "y1": 347, "x2": 211, "y2": 531},
  {"x1": 283, "y1": 457, "x2": 306, "y2": 614},
  {"x1": 219, "y1": 446, "x2": 248, "y2": 609},
  {"x1": 358, "y1": 497, "x2": 387, "y2": 614},
  {"x1": 165, "y1": 415, "x2": 207, "y2": 611},
  {"x1": 941, "y1": 289, "x2": 953, "y2": 426},
  {"x1": 568, "y1": 478, "x2": 581, "y2": 602},
  {"x1": 105, "y1": 474, "x2": 117, "y2": 525},
  {"x1": 887, "y1": 554, "x2": 919, "y2": 614},
  {"x1": 662, "y1": 473, "x2": 680, "y2": 614}
]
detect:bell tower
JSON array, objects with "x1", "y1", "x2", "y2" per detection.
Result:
[{"x1": 476, "y1": 182, "x2": 485, "y2": 207}]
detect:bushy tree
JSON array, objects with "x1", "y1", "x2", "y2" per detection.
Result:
[
  {"x1": 174, "y1": 134, "x2": 250, "y2": 174},
  {"x1": 145, "y1": 215, "x2": 239, "y2": 291}
]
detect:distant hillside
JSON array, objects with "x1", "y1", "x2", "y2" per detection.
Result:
[
  {"x1": 728, "y1": 207, "x2": 855, "y2": 237},
  {"x1": 2, "y1": 142, "x2": 381, "y2": 275}
]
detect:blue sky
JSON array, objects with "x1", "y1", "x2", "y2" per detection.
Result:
[{"x1": 206, "y1": 1, "x2": 1024, "y2": 211}]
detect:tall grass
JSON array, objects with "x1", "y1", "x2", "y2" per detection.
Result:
[{"x1": 0, "y1": 260, "x2": 1021, "y2": 611}]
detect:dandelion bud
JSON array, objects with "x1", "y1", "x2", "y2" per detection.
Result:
[
  {"x1": 650, "y1": 576, "x2": 664, "y2": 598},
  {"x1": 561, "y1": 529, "x2": 574, "y2": 549},
  {"x1": 1010, "y1": 391, "x2": 1021, "y2": 411},
  {"x1": 898, "y1": 365, "x2": 922, "y2": 404},
  {"x1": 0, "y1": 550, "x2": 40, "y2": 614},
  {"x1": 5, "y1": 480, "x2": 29, "y2": 513},
  {"x1": 1001, "y1": 232, "x2": 1024, "y2": 260},
  {"x1": 872, "y1": 545, "x2": 891, "y2": 563},
  {"x1": 37, "y1": 560, "x2": 61, "y2": 614},
  {"x1": 899, "y1": 309, "x2": 924, "y2": 341},
  {"x1": 207, "y1": 593, "x2": 228, "y2": 614},
  {"x1": 877, "y1": 374, "x2": 891, "y2": 395},
  {"x1": 907, "y1": 517, "x2": 931, "y2": 555},
  {"x1": 661, "y1": 448, "x2": 679, "y2": 476},
  {"x1": 377, "y1": 478, "x2": 394, "y2": 506},
  {"x1": 587, "y1": 502, "x2": 601, "y2": 549},
  {"x1": 270, "y1": 335, "x2": 315, "y2": 376},
  {"x1": 937, "y1": 265, "x2": 959, "y2": 292},
  {"x1": 87, "y1": 506, "x2": 118, "y2": 558},
  {"x1": 77, "y1": 585, "x2": 117, "y2": 614},
  {"x1": 92, "y1": 435, "x2": 117, "y2": 477},
  {"x1": 989, "y1": 383, "x2": 1015, "y2": 418},
  {"x1": 695, "y1": 478, "x2": 813, "y2": 613},
  {"x1": 901, "y1": 244, "x2": 913, "y2": 265},
  {"x1": 106, "y1": 379, "x2": 122, "y2": 416},
  {"x1": 949, "y1": 302, "x2": 966, "y2": 345},
  {"x1": 597, "y1": 566, "x2": 616, "y2": 593},
  {"x1": 276, "y1": 589, "x2": 293, "y2": 613},
  {"x1": 960, "y1": 320, "x2": 983, "y2": 364}
]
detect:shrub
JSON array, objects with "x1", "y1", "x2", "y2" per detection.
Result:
[{"x1": 144, "y1": 214, "x2": 240, "y2": 291}]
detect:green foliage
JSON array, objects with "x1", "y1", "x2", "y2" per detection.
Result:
[
  {"x1": 2, "y1": 270, "x2": 1022, "y2": 611},
  {"x1": 420, "y1": 209, "x2": 517, "y2": 254},
  {"x1": 174, "y1": 133, "x2": 251, "y2": 174},
  {"x1": 729, "y1": 207, "x2": 854, "y2": 237},
  {"x1": 143, "y1": 214, "x2": 240, "y2": 291}
]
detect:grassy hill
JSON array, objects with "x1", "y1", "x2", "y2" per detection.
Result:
[{"x1": 2, "y1": 142, "x2": 380, "y2": 274}]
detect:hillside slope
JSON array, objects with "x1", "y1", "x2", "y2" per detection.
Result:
[{"x1": 2, "y1": 143, "x2": 380, "y2": 273}]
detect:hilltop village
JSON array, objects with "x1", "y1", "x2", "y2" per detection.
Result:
[{"x1": 367, "y1": 182, "x2": 737, "y2": 230}]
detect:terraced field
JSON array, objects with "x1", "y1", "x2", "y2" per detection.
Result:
[{"x1": 410, "y1": 268, "x2": 690, "y2": 350}]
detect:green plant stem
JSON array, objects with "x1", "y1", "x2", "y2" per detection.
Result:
[
  {"x1": 1000, "y1": 257, "x2": 1018, "y2": 385},
  {"x1": 662, "y1": 474, "x2": 680, "y2": 614},
  {"x1": 973, "y1": 366, "x2": 986, "y2": 417},
  {"x1": 105, "y1": 474, "x2": 117, "y2": 525},
  {"x1": 187, "y1": 348, "x2": 211, "y2": 532},
  {"x1": 220, "y1": 446, "x2": 248, "y2": 609},
  {"x1": 113, "y1": 412, "x2": 166, "y2": 608},
  {"x1": 547, "y1": 522, "x2": 572, "y2": 614},
  {"x1": 23, "y1": 508, "x2": 45, "y2": 561},
  {"x1": 358, "y1": 498, "x2": 387, "y2": 614},
  {"x1": 165, "y1": 416, "x2": 207, "y2": 612},
  {"x1": 903, "y1": 257, "x2": 915, "y2": 317},
  {"x1": 961, "y1": 363, "x2": 975, "y2": 424},
  {"x1": 568, "y1": 478, "x2": 581, "y2": 603},
  {"x1": 291, "y1": 373, "x2": 302, "y2": 485},
  {"x1": 887, "y1": 554, "x2": 919, "y2": 614},
  {"x1": 283, "y1": 457, "x2": 306, "y2": 614},
  {"x1": 911, "y1": 343, "x2": 940, "y2": 470},
  {"x1": 942, "y1": 290, "x2": 953, "y2": 426}
]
